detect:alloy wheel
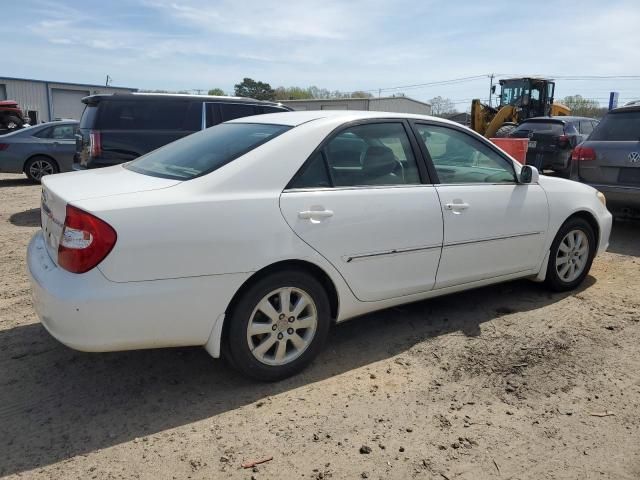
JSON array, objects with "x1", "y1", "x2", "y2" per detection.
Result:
[
  {"x1": 29, "y1": 160, "x2": 55, "y2": 180},
  {"x1": 555, "y1": 229, "x2": 589, "y2": 283},
  {"x1": 247, "y1": 287, "x2": 318, "y2": 366}
]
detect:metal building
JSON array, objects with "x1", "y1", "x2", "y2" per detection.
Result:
[
  {"x1": 280, "y1": 96, "x2": 431, "y2": 115},
  {"x1": 0, "y1": 77, "x2": 136, "y2": 124}
]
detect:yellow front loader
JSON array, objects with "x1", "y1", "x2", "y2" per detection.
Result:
[{"x1": 471, "y1": 77, "x2": 570, "y2": 138}]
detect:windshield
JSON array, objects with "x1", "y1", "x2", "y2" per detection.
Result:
[
  {"x1": 589, "y1": 111, "x2": 640, "y2": 141},
  {"x1": 501, "y1": 83, "x2": 525, "y2": 106},
  {"x1": 125, "y1": 122, "x2": 291, "y2": 180}
]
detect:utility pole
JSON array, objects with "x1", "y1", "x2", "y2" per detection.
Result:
[{"x1": 488, "y1": 73, "x2": 494, "y2": 107}]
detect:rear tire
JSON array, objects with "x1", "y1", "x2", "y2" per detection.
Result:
[
  {"x1": 225, "y1": 270, "x2": 331, "y2": 381},
  {"x1": 494, "y1": 124, "x2": 517, "y2": 138},
  {"x1": 544, "y1": 217, "x2": 596, "y2": 292},
  {"x1": 25, "y1": 156, "x2": 58, "y2": 183},
  {"x1": 3, "y1": 115, "x2": 23, "y2": 130}
]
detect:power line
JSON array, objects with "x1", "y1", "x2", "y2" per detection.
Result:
[{"x1": 362, "y1": 74, "x2": 489, "y2": 93}]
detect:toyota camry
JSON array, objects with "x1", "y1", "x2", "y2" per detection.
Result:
[{"x1": 28, "y1": 111, "x2": 612, "y2": 381}]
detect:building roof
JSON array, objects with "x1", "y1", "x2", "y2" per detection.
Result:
[
  {"x1": 280, "y1": 96, "x2": 431, "y2": 107},
  {"x1": 0, "y1": 76, "x2": 136, "y2": 91}
]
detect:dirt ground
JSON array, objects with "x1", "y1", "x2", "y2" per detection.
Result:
[{"x1": 0, "y1": 172, "x2": 638, "y2": 480}]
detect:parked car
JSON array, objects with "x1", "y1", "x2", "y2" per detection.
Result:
[
  {"x1": 74, "y1": 93, "x2": 291, "y2": 170},
  {"x1": 509, "y1": 116, "x2": 598, "y2": 176},
  {"x1": 0, "y1": 120, "x2": 78, "y2": 182},
  {"x1": 571, "y1": 104, "x2": 640, "y2": 216},
  {"x1": 29, "y1": 111, "x2": 611, "y2": 381},
  {"x1": 0, "y1": 100, "x2": 28, "y2": 132}
]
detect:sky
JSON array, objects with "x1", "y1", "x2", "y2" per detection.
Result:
[{"x1": 4, "y1": 0, "x2": 640, "y2": 109}]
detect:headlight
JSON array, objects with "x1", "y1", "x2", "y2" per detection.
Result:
[{"x1": 596, "y1": 191, "x2": 606, "y2": 207}]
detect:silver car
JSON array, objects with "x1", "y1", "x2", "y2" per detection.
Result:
[
  {"x1": 0, "y1": 120, "x2": 78, "y2": 182},
  {"x1": 572, "y1": 104, "x2": 640, "y2": 216}
]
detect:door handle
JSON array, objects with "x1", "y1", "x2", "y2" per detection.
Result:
[
  {"x1": 445, "y1": 202, "x2": 470, "y2": 210},
  {"x1": 298, "y1": 209, "x2": 334, "y2": 219}
]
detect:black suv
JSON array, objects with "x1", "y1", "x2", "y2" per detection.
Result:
[
  {"x1": 74, "y1": 93, "x2": 291, "y2": 169},
  {"x1": 509, "y1": 116, "x2": 598, "y2": 176}
]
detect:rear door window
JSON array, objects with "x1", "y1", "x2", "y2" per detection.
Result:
[
  {"x1": 220, "y1": 103, "x2": 259, "y2": 122},
  {"x1": 579, "y1": 120, "x2": 594, "y2": 135},
  {"x1": 97, "y1": 100, "x2": 199, "y2": 131},
  {"x1": 589, "y1": 111, "x2": 640, "y2": 141}
]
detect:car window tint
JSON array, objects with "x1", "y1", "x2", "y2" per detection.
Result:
[
  {"x1": 220, "y1": 103, "x2": 258, "y2": 122},
  {"x1": 514, "y1": 122, "x2": 564, "y2": 135},
  {"x1": 262, "y1": 106, "x2": 288, "y2": 114},
  {"x1": 415, "y1": 124, "x2": 516, "y2": 184},
  {"x1": 288, "y1": 151, "x2": 331, "y2": 189},
  {"x1": 51, "y1": 125, "x2": 76, "y2": 139},
  {"x1": 589, "y1": 111, "x2": 640, "y2": 141},
  {"x1": 126, "y1": 123, "x2": 290, "y2": 180},
  {"x1": 33, "y1": 127, "x2": 52, "y2": 139},
  {"x1": 579, "y1": 120, "x2": 594, "y2": 135},
  {"x1": 327, "y1": 123, "x2": 420, "y2": 187},
  {"x1": 205, "y1": 103, "x2": 221, "y2": 128},
  {"x1": 98, "y1": 100, "x2": 196, "y2": 130}
]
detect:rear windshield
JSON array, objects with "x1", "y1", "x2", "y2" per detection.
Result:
[
  {"x1": 589, "y1": 111, "x2": 640, "y2": 141},
  {"x1": 96, "y1": 100, "x2": 201, "y2": 131},
  {"x1": 79, "y1": 105, "x2": 97, "y2": 129},
  {"x1": 125, "y1": 123, "x2": 291, "y2": 180},
  {"x1": 514, "y1": 122, "x2": 565, "y2": 135}
]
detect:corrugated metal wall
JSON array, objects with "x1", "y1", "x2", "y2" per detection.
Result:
[
  {"x1": 369, "y1": 97, "x2": 431, "y2": 115},
  {"x1": 281, "y1": 97, "x2": 431, "y2": 115},
  {"x1": 0, "y1": 78, "x2": 136, "y2": 122}
]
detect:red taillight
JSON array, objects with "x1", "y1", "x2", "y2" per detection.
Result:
[
  {"x1": 558, "y1": 134, "x2": 570, "y2": 147},
  {"x1": 58, "y1": 205, "x2": 117, "y2": 274},
  {"x1": 89, "y1": 130, "x2": 102, "y2": 157},
  {"x1": 0, "y1": 143, "x2": 9, "y2": 151},
  {"x1": 571, "y1": 146, "x2": 596, "y2": 161}
]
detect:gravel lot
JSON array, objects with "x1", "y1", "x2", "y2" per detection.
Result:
[{"x1": 0, "y1": 172, "x2": 638, "y2": 480}]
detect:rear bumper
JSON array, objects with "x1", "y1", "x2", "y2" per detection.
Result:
[
  {"x1": 27, "y1": 231, "x2": 249, "y2": 353},
  {"x1": 526, "y1": 150, "x2": 571, "y2": 171}
]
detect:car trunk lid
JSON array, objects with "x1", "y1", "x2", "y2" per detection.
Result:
[{"x1": 40, "y1": 167, "x2": 180, "y2": 265}]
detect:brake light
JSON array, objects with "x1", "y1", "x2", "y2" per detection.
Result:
[
  {"x1": 0, "y1": 143, "x2": 9, "y2": 151},
  {"x1": 58, "y1": 205, "x2": 117, "y2": 273},
  {"x1": 558, "y1": 134, "x2": 570, "y2": 147},
  {"x1": 89, "y1": 130, "x2": 102, "y2": 157},
  {"x1": 571, "y1": 146, "x2": 596, "y2": 161}
]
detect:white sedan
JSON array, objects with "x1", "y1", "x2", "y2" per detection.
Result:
[{"x1": 28, "y1": 111, "x2": 612, "y2": 381}]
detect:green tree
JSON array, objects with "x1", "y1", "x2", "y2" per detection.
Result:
[
  {"x1": 561, "y1": 95, "x2": 602, "y2": 117},
  {"x1": 350, "y1": 91, "x2": 373, "y2": 99},
  {"x1": 274, "y1": 86, "x2": 314, "y2": 100},
  {"x1": 234, "y1": 78, "x2": 275, "y2": 100},
  {"x1": 208, "y1": 88, "x2": 225, "y2": 96}
]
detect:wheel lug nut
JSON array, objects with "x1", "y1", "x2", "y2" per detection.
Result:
[
  {"x1": 272, "y1": 325, "x2": 277, "y2": 331},
  {"x1": 287, "y1": 328, "x2": 294, "y2": 335},
  {"x1": 279, "y1": 314, "x2": 285, "y2": 320},
  {"x1": 288, "y1": 316, "x2": 295, "y2": 323},
  {"x1": 277, "y1": 333, "x2": 283, "y2": 340}
]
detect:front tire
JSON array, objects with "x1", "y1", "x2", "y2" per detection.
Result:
[
  {"x1": 25, "y1": 156, "x2": 58, "y2": 183},
  {"x1": 544, "y1": 217, "x2": 596, "y2": 292},
  {"x1": 3, "y1": 115, "x2": 23, "y2": 130},
  {"x1": 226, "y1": 270, "x2": 331, "y2": 381}
]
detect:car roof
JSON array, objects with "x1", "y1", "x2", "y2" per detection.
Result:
[
  {"x1": 610, "y1": 104, "x2": 640, "y2": 113},
  {"x1": 82, "y1": 92, "x2": 286, "y2": 107},
  {"x1": 227, "y1": 110, "x2": 462, "y2": 128},
  {"x1": 521, "y1": 116, "x2": 596, "y2": 123}
]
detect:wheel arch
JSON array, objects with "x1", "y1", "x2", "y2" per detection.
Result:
[
  {"x1": 215, "y1": 259, "x2": 340, "y2": 358},
  {"x1": 23, "y1": 154, "x2": 60, "y2": 174},
  {"x1": 565, "y1": 210, "x2": 600, "y2": 248}
]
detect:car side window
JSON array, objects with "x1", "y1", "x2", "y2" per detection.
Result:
[
  {"x1": 220, "y1": 103, "x2": 258, "y2": 122},
  {"x1": 579, "y1": 120, "x2": 594, "y2": 135},
  {"x1": 51, "y1": 125, "x2": 76, "y2": 139},
  {"x1": 33, "y1": 127, "x2": 53, "y2": 139},
  {"x1": 414, "y1": 124, "x2": 516, "y2": 184},
  {"x1": 289, "y1": 122, "x2": 421, "y2": 189}
]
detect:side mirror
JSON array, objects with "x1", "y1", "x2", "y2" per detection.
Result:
[{"x1": 520, "y1": 165, "x2": 539, "y2": 184}]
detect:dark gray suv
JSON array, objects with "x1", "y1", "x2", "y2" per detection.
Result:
[{"x1": 571, "y1": 105, "x2": 640, "y2": 216}]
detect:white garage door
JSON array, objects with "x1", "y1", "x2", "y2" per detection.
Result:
[{"x1": 51, "y1": 88, "x2": 90, "y2": 120}]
